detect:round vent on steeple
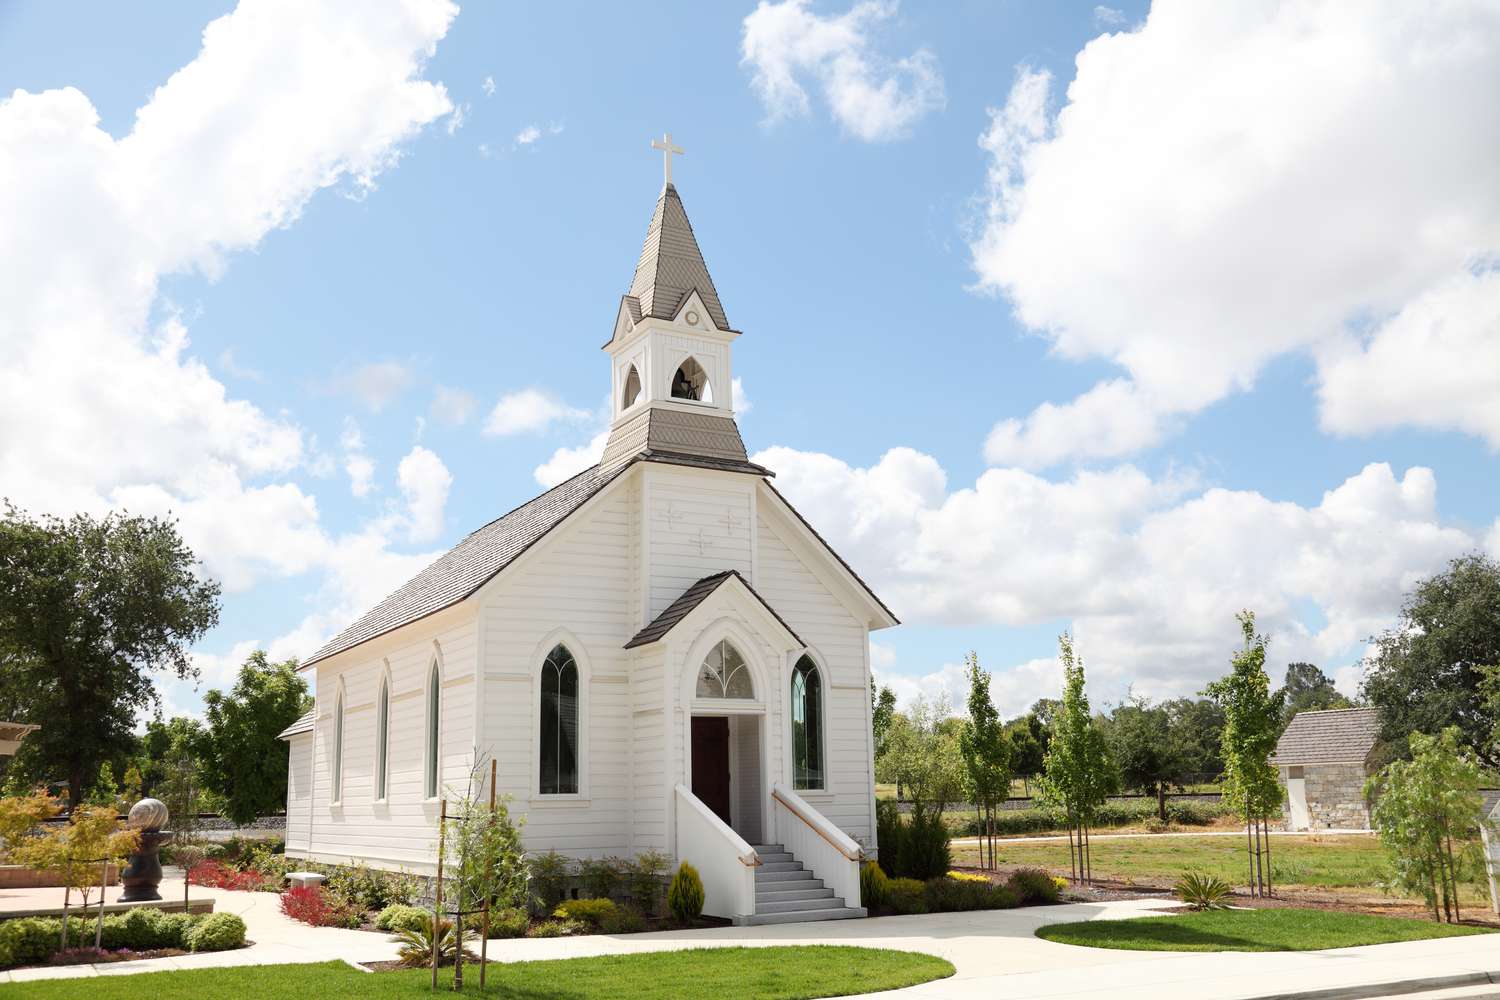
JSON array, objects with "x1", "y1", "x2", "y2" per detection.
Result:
[{"x1": 671, "y1": 357, "x2": 712, "y2": 403}]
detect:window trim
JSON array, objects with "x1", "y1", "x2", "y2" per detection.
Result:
[
  {"x1": 374, "y1": 664, "x2": 391, "y2": 803},
  {"x1": 789, "y1": 653, "x2": 827, "y2": 792},
  {"x1": 621, "y1": 362, "x2": 643, "y2": 411},
  {"x1": 330, "y1": 679, "x2": 346, "y2": 806},
  {"x1": 530, "y1": 628, "x2": 591, "y2": 801},
  {"x1": 424, "y1": 657, "x2": 442, "y2": 801}
]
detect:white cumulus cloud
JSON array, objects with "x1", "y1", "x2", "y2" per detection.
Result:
[
  {"x1": 534, "y1": 430, "x2": 609, "y2": 489},
  {"x1": 741, "y1": 0, "x2": 944, "y2": 142},
  {"x1": 484, "y1": 388, "x2": 590, "y2": 436},
  {"x1": 397, "y1": 445, "x2": 452, "y2": 544}
]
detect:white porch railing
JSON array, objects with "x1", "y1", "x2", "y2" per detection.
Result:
[
  {"x1": 771, "y1": 784, "x2": 864, "y2": 910},
  {"x1": 674, "y1": 784, "x2": 761, "y2": 922}
]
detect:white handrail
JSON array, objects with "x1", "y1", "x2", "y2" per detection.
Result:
[
  {"x1": 674, "y1": 784, "x2": 761, "y2": 922},
  {"x1": 772, "y1": 785, "x2": 864, "y2": 860}
]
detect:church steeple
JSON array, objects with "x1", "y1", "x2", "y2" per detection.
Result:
[{"x1": 598, "y1": 141, "x2": 763, "y2": 479}]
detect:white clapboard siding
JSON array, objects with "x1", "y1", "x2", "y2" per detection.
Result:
[
  {"x1": 646, "y1": 468, "x2": 754, "y2": 619},
  {"x1": 630, "y1": 644, "x2": 667, "y2": 852},
  {"x1": 285, "y1": 734, "x2": 313, "y2": 854}
]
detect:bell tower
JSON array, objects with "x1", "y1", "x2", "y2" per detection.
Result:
[{"x1": 599, "y1": 136, "x2": 759, "y2": 476}]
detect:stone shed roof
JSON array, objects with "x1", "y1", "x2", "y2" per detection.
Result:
[{"x1": 1272, "y1": 707, "x2": 1381, "y2": 767}]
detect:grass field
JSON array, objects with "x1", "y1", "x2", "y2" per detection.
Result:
[
  {"x1": 0, "y1": 947, "x2": 955, "y2": 1000},
  {"x1": 1035, "y1": 908, "x2": 1494, "y2": 952}
]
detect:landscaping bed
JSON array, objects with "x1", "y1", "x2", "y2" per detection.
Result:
[
  {"x1": 0, "y1": 947, "x2": 956, "y2": 999},
  {"x1": 1035, "y1": 907, "x2": 1496, "y2": 952},
  {"x1": 0, "y1": 907, "x2": 248, "y2": 970}
]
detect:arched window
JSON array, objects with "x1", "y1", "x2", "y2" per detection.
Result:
[
  {"x1": 622, "y1": 364, "x2": 642, "y2": 409},
  {"x1": 696, "y1": 640, "x2": 753, "y2": 699},
  {"x1": 790, "y1": 656, "x2": 824, "y2": 790},
  {"x1": 331, "y1": 686, "x2": 345, "y2": 804},
  {"x1": 425, "y1": 661, "x2": 440, "y2": 799},
  {"x1": 539, "y1": 644, "x2": 580, "y2": 794},
  {"x1": 375, "y1": 675, "x2": 390, "y2": 800},
  {"x1": 670, "y1": 357, "x2": 712, "y2": 403}
]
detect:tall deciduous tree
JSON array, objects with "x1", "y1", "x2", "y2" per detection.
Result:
[
  {"x1": 870, "y1": 681, "x2": 897, "y2": 758},
  {"x1": 1205, "y1": 611, "x2": 1285, "y2": 897},
  {"x1": 1107, "y1": 696, "x2": 1194, "y2": 821},
  {"x1": 199, "y1": 651, "x2": 310, "y2": 825},
  {"x1": 957, "y1": 653, "x2": 1011, "y2": 869},
  {"x1": 1279, "y1": 662, "x2": 1352, "y2": 725},
  {"x1": 0, "y1": 505, "x2": 220, "y2": 805},
  {"x1": 1036, "y1": 633, "x2": 1116, "y2": 883},
  {"x1": 1362, "y1": 554, "x2": 1500, "y2": 768}
]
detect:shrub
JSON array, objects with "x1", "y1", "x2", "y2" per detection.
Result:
[
  {"x1": 579, "y1": 857, "x2": 620, "y2": 900},
  {"x1": 667, "y1": 863, "x2": 705, "y2": 925},
  {"x1": 875, "y1": 800, "x2": 905, "y2": 877},
  {"x1": 901, "y1": 806, "x2": 952, "y2": 880},
  {"x1": 530, "y1": 850, "x2": 572, "y2": 913},
  {"x1": 323, "y1": 861, "x2": 418, "y2": 911},
  {"x1": 279, "y1": 886, "x2": 362, "y2": 928},
  {"x1": 1006, "y1": 867, "x2": 1062, "y2": 905},
  {"x1": 186, "y1": 912, "x2": 246, "y2": 952},
  {"x1": 395, "y1": 914, "x2": 477, "y2": 968},
  {"x1": 924, "y1": 876, "x2": 1019, "y2": 912},
  {"x1": 101, "y1": 908, "x2": 194, "y2": 950},
  {"x1": 628, "y1": 850, "x2": 670, "y2": 916},
  {"x1": 526, "y1": 919, "x2": 588, "y2": 938},
  {"x1": 946, "y1": 870, "x2": 989, "y2": 883},
  {"x1": 599, "y1": 904, "x2": 647, "y2": 934},
  {"x1": 486, "y1": 907, "x2": 529, "y2": 939},
  {"x1": 0, "y1": 916, "x2": 65, "y2": 967},
  {"x1": 884, "y1": 877, "x2": 928, "y2": 915},
  {"x1": 1174, "y1": 871, "x2": 1233, "y2": 911},
  {"x1": 1, "y1": 909, "x2": 205, "y2": 967},
  {"x1": 189, "y1": 859, "x2": 269, "y2": 892},
  {"x1": 375, "y1": 903, "x2": 429, "y2": 933},
  {"x1": 860, "y1": 861, "x2": 889, "y2": 908},
  {"x1": 554, "y1": 897, "x2": 617, "y2": 926}
]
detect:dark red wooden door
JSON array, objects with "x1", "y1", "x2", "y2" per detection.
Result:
[{"x1": 691, "y1": 716, "x2": 732, "y2": 826}]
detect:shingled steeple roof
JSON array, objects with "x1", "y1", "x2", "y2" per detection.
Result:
[{"x1": 625, "y1": 183, "x2": 730, "y2": 331}]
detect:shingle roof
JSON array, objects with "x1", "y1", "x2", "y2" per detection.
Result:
[
  {"x1": 1272, "y1": 707, "x2": 1381, "y2": 766},
  {"x1": 627, "y1": 183, "x2": 730, "y2": 331},
  {"x1": 625, "y1": 570, "x2": 804, "y2": 649},
  {"x1": 278, "y1": 710, "x2": 314, "y2": 739},
  {"x1": 303, "y1": 463, "x2": 628, "y2": 667}
]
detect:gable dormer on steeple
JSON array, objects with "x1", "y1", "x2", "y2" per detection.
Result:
[{"x1": 601, "y1": 163, "x2": 765, "y2": 478}]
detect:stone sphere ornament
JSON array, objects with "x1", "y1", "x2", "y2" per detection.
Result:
[
  {"x1": 119, "y1": 798, "x2": 173, "y2": 903},
  {"x1": 128, "y1": 797, "x2": 169, "y2": 832}
]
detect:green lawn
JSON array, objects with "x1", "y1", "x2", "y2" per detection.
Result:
[
  {"x1": 0, "y1": 946, "x2": 954, "y2": 1000},
  {"x1": 1036, "y1": 908, "x2": 1494, "y2": 952},
  {"x1": 958, "y1": 834, "x2": 1403, "y2": 892}
]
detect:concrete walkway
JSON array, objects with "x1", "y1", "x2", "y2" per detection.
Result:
[{"x1": 4, "y1": 880, "x2": 1494, "y2": 1000}]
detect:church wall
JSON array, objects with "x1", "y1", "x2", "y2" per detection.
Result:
[
  {"x1": 629, "y1": 644, "x2": 668, "y2": 853},
  {"x1": 300, "y1": 608, "x2": 477, "y2": 873},
  {"x1": 753, "y1": 509, "x2": 878, "y2": 849},
  {"x1": 478, "y1": 481, "x2": 636, "y2": 858},
  {"x1": 284, "y1": 734, "x2": 313, "y2": 854},
  {"x1": 645, "y1": 465, "x2": 754, "y2": 619}
]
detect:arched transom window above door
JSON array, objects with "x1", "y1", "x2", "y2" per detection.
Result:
[{"x1": 696, "y1": 639, "x2": 753, "y2": 699}]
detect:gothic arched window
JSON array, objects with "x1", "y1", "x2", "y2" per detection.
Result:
[
  {"x1": 790, "y1": 656, "x2": 824, "y2": 790},
  {"x1": 375, "y1": 675, "x2": 390, "y2": 801},
  {"x1": 540, "y1": 644, "x2": 580, "y2": 794},
  {"x1": 425, "y1": 661, "x2": 441, "y2": 799},
  {"x1": 696, "y1": 640, "x2": 753, "y2": 699},
  {"x1": 622, "y1": 364, "x2": 642, "y2": 409},
  {"x1": 671, "y1": 357, "x2": 712, "y2": 403},
  {"x1": 331, "y1": 685, "x2": 345, "y2": 804}
]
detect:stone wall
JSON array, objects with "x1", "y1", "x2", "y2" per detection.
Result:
[{"x1": 1289, "y1": 763, "x2": 1371, "y2": 830}]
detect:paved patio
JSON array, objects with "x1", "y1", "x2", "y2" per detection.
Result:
[{"x1": 3, "y1": 879, "x2": 1496, "y2": 999}]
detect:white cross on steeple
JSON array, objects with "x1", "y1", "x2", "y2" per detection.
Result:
[{"x1": 650, "y1": 131, "x2": 684, "y2": 186}]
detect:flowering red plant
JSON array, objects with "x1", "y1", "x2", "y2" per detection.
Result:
[
  {"x1": 188, "y1": 859, "x2": 267, "y2": 891},
  {"x1": 279, "y1": 885, "x2": 361, "y2": 927}
]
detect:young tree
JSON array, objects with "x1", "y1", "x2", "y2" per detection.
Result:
[
  {"x1": 1279, "y1": 662, "x2": 1352, "y2": 725},
  {"x1": 1003, "y1": 715, "x2": 1045, "y2": 796},
  {"x1": 156, "y1": 741, "x2": 206, "y2": 907},
  {"x1": 441, "y1": 759, "x2": 530, "y2": 990},
  {"x1": 16, "y1": 804, "x2": 139, "y2": 948},
  {"x1": 957, "y1": 653, "x2": 1011, "y2": 869},
  {"x1": 881, "y1": 693, "x2": 966, "y2": 813},
  {"x1": 871, "y1": 681, "x2": 897, "y2": 759},
  {"x1": 1362, "y1": 553, "x2": 1500, "y2": 768},
  {"x1": 1205, "y1": 611, "x2": 1285, "y2": 897},
  {"x1": 198, "y1": 651, "x2": 311, "y2": 825},
  {"x1": 1036, "y1": 633, "x2": 1116, "y2": 883},
  {"x1": 0, "y1": 505, "x2": 220, "y2": 804},
  {"x1": 1107, "y1": 696, "x2": 1194, "y2": 821},
  {"x1": 1366, "y1": 727, "x2": 1485, "y2": 923}
]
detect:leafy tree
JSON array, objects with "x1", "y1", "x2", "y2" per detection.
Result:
[
  {"x1": 870, "y1": 681, "x2": 897, "y2": 759},
  {"x1": 1106, "y1": 696, "x2": 1194, "y2": 820},
  {"x1": 0, "y1": 789, "x2": 62, "y2": 861},
  {"x1": 16, "y1": 803, "x2": 139, "y2": 948},
  {"x1": 0, "y1": 504, "x2": 220, "y2": 804},
  {"x1": 1004, "y1": 714, "x2": 1046, "y2": 795},
  {"x1": 957, "y1": 653, "x2": 1011, "y2": 869},
  {"x1": 1036, "y1": 633, "x2": 1117, "y2": 883},
  {"x1": 1366, "y1": 727, "x2": 1485, "y2": 923},
  {"x1": 198, "y1": 651, "x2": 311, "y2": 825},
  {"x1": 880, "y1": 692, "x2": 966, "y2": 813},
  {"x1": 140, "y1": 715, "x2": 205, "y2": 796},
  {"x1": 1205, "y1": 611, "x2": 1285, "y2": 897},
  {"x1": 1362, "y1": 553, "x2": 1500, "y2": 767},
  {"x1": 1162, "y1": 697, "x2": 1225, "y2": 783},
  {"x1": 1279, "y1": 662, "x2": 1352, "y2": 725},
  {"x1": 440, "y1": 759, "x2": 530, "y2": 989}
]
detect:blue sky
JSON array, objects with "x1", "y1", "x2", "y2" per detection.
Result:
[{"x1": 2, "y1": 0, "x2": 1497, "y2": 721}]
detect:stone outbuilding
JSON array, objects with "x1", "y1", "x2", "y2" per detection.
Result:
[{"x1": 1272, "y1": 707, "x2": 1380, "y2": 831}]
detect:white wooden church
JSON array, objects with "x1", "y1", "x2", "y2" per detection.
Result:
[{"x1": 281, "y1": 146, "x2": 897, "y2": 924}]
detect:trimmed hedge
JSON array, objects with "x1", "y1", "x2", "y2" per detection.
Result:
[{"x1": 0, "y1": 907, "x2": 243, "y2": 968}]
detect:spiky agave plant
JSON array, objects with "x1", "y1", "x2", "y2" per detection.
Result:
[
  {"x1": 1173, "y1": 871, "x2": 1234, "y2": 911},
  {"x1": 393, "y1": 913, "x2": 479, "y2": 968}
]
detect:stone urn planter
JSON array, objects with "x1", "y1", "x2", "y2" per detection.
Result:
[{"x1": 119, "y1": 797, "x2": 173, "y2": 903}]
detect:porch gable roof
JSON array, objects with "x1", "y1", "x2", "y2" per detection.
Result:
[{"x1": 624, "y1": 570, "x2": 804, "y2": 650}]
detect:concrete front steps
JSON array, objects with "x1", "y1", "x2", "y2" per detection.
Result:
[{"x1": 745, "y1": 844, "x2": 865, "y2": 926}]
